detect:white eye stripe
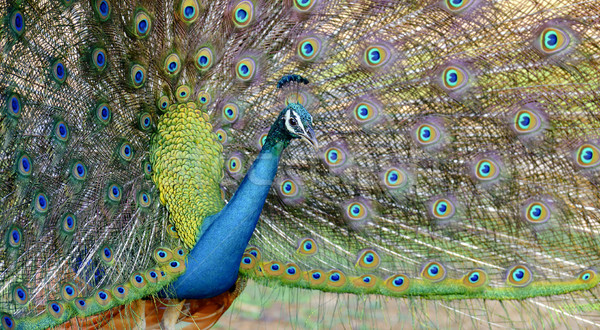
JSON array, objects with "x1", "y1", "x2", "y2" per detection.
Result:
[{"x1": 285, "y1": 110, "x2": 307, "y2": 136}]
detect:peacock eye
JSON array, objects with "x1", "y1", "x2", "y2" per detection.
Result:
[{"x1": 289, "y1": 117, "x2": 298, "y2": 125}]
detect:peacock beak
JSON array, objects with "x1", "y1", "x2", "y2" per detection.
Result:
[{"x1": 300, "y1": 126, "x2": 319, "y2": 151}]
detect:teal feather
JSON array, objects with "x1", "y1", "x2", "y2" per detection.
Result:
[{"x1": 2, "y1": 0, "x2": 600, "y2": 328}]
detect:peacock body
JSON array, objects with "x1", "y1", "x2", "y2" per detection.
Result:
[{"x1": 1, "y1": 0, "x2": 600, "y2": 328}]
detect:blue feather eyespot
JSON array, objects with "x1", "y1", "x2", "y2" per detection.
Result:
[
  {"x1": 307, "y1": 270, "x2": 325, "y2": 285},
  {"x1": 61, "y1": 213, "x2": 76, "y2": 233},
  {"x1": 138, "y1": 112, "x2": 152, "y2": 131},
  {"x1": 576, "y1": 143, "x2": 600, "y2": 168},
  {"x1": 48, "y1": 301, "x2": 64, "y2": 318},
  {"x1": 130, "y1": 64, "x2": 146, "y2": 88},
  {"x1": 355, "y1": 249, "x2": 380, "y2": 269},
  {"x1": 540, "y1": 27, "x2": 570, "y2": 54},
  {"x1": 257, "y1": 132, "x2": 268, "y2": 149},
  {"x1": 113, "y1": 285, "x2": 128, "y2": 300},
  {"x1": 578, "y1": 269, "x2": 597, "y2": 283},
  {"x1": 61, "y1": 283, "x2": 77, "y2": 301},
  {"x1": 513, "y1": 109, "x2": 543, "y2": 134},
  {"x1": 384, "y1": 274, "x2": 410, "y2": 292},
  {"x1": 71, "y1": 161, "x2": 87, "y2": 181},
  {"x1": 156, "y1": 96, "x2": 170, "y2": 112},
  {"x1": 431, "y1": 198, "x2": 455, "y2": 220},
  {"x1": 180, "y1": 0, "x2": 200, "y2": 23},
  {"x1": 100, "y1": 246, "x2": 114, "y2": 264},
  {"x1": 108, "y1": 183, "x2": 122, "y2": 202},
  {"x1": 383, "y1": 167, "x2": 407, "y2": 189},
  {"x1": 286, "y1": 266, "x2": 296, "y2": 275},
  {"x1": 415, "y1": 123, "x2": 441, "y2": 146},
  {"x1": 176, "y1": 85, "x2": 191, "y2": 102},
  {"x1": 444, "y1": 0, "x2": 474, "y2": 12},
  {"x1": 134, "y1": 10, "x2": 151, "y2": 38},
  {"x1": 474, "y1": 158, "x2": 500, "y2": 181},
  {"x1": 326, "y1": 270, "x2": 347, "y2": 287},
  {"x1": 296, "y1": 238, "x2": 317, "y2": 255},
  {"x1": 147, "y1": 269, "x2": 160, "y2": 283},
  {"x1": 167, "y1": 260, "x2": 186, "y2": 274},
  {"x1": 245, "y1": 246, "x2": 261, "y2": 260},
  {"x1": 324, "y1": 147, "x2": 346, "y2": 167},
  {"x1": 293, "y1": 0, "x2": 317, "y2": 12},
  {"x1": 52, "y1": 61, "x2": 67, "y2": 83},
  {"x1": 194, "y1": 47, "x2": 214, "y2": 71},
  {"x1": 345, "y1": 201, "x2": 368, "y2": 221},
  {"x1": 524, "y1": 201, "x2": 551, "y2": 224},
  {"x1": 441, "y1": 65, "x2": 468, "y2": 91},
  {"x1": 421, "y1": 261, "x2": 446, "y2": 282},
  {"x1": 95, "y1": 0, "x2": 111, "y2": 21},
  {"x1": 131, "y1": 273, "x2": 145, "y2": 288},
  {"x1": 34, "y1": 192, "x2": 49, "y2": 213},
  {"x1": 226, "y1": 155, "x2": 243, "y2": 174},
  {"x1": 506, "y1": 265, "x2": 533, "y2": 287},
  {"x1": 53, "y1": 121, "x2": 69, "y2": 142},
  {"x1": 95, "y1": 290, "x2": 112, "y2": 306},
  {"x1": 119, "y1": 142, "x2": 134, "y2": 162},
  {"x1": 240, "y1": 253, "x2": 257, "y2": 270},
  {"x1": 91, "y1": 48, "x2": 107, "y2": 71},
  {"x1": 233, "y1": 1, "x2": 254, "y2": 28},
  {"x1": 138, "y1": 191, "x2": 152, "y2": 208},
  {"x1": 197, "y1": 91, "x2": 211, "y2": 106},
  {"x1": 279, "y1": 179, "x2": 299, "y2": 198},
  {"x1": 10, "y1": 11, "x2": 24, "y2": 35},
  {"x1": 143, "y1": 160, "x2": 152, "y2": 178},
  {"x1": 7, "y1": 93, "x2": 22, "y2": 118},
  {"x1": 154, "y1": 248, "x2": 173, "y2": 263},
  {"x1": 164, "y1": 53, "x2": 181, "y2": 76},
  {"x1": 215, "y1": 128, "x2": 228, "y2": 144},
  {"x1": 364, "y1": 45, "x2": 390, "y2": 68},
  {"x1": 13, "y1": 286, "x2": 28, "y2": 305},
  {"x1": 95, "y1": 103, "x2": 111, "y2": 125},
  {"x1": 1, "y1": 315, "x2": 14, "y2": 329},
  {"x1": 297, "y1": 37, "x2": 321, "y2": 61},
  {"x1": 352, "y1": 101, "x2": 379, "y2": 125},
  {"x1": 7, "y1": 226, "x2": 22, "y2": 248},
  {"x1": 222, "y1": 103, "x2": 239, "y2": 123},
  {"x1": 463, "y1": 269, "x2": 488, "y2": 288},
  {"x1": 17, "y1": 154, "x2": 32, "y2": 176},
  {"x1": 352, "y1": 274, "x2": 377, "y2": 288},
  {"x1": 235, "y1": 58, "x2": 256, "y2": 82}
]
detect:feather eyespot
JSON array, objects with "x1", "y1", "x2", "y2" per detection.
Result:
[
  {"x1": 61, "y1": 283, "x2": 77, "y2": 301},
  {"x1": 143, "y1": 160, "x2": 152, "y2": 177},
  {"x1": 297, "y1": 37, "x2": 321, "y2": 61},
  {"x1": 54, "y1": 121, "x2": 69, "y2": 142},
  {"x1": 352, "y1": 274, "x2": 377, "y2": 288},
  {"x1": 48, "y1": 302, "x2": 65, "y2": 319},
  {"x1": 61, "y1": 214, "x2": 76, "y2": 233},
  {"x1": 222, "y1": 103, "x2": 239, "y2": 123},
  {"x1": 324, "y1": 147, "x2": 346, "y2": 167},
  {"x1": 11, "y1": 11, "x2": 24, "y2": 35},
  {"x1": 506, "y1": 265, "x2": 533, "y2": 287},
  {"x1": 240, "y1": 253, "x2": 257, "y2": 270},
  {"x1": 576, "y1": 143, "x2": 600, "y2": 168},
  {"x1": 34, "y1": 192, "x2": 49, "y2": 213},
  {"x1": 235, "y1": 58, "x2": 256, "y2": 82},
  {"x1": 138, "y1": 191, "x2": 152, "y2": 208},
  {"x1": 131, "y1": 273, "x2": 146, "y2": 288},
  {"x1": 197, "y1": 91, "x2": 211, "y2": 105},
  {"x1": 227, "y1": 155, "x2": 242, "y2": 174},
  {"x1": 431, "y1": 198, "x2": 455, "y2": 220},
  {"x1": 307, "y1": 270, "x2": 326, "y2": 285},
  {"x1": 463, "y1": 269, "x2": 488, "y2": 288},
  {"x1": 157, "y1": 96, "x2": 169, "y2": 112},
  {"x1": 444, "y1": 0, "x2": 474, "y2": 12},
  {"x1": 578, "y1": 269, "x2": 597, "y2": 283},
  {"x1": 164, "y1": 53, "x2": 181, "y2": 76},
  {"x1": 352, "y1": 101, "x2": 379, "y2": 125},
  {"x1": 245, "y1": 247, "x2": 261, "y2": 260},
  {"x1": 92, "y1": 48, "x2": 107, "y2": 71},
  {"x1": 345, "y1": 201, "x2": 368, "y2": 221},
  {"x1": 514, "y1": 109, "x2": 542, "y2": 134},
  {"x1": 297, "y1": 238, "x2": 317, "y2": 255},
  {"x1": 383, "y1": 167, "x2": 407, "y2": 189},
  {"x1": 100, "y1": 246, "x2": 114, "y2": 264},
  {"x1": 195, "y1": 47, "x2": 213, "y2": 71},
  {"x1": 474, "y1": 158, "x2": 500, "y2": 181},
  {"x1": 176, "y1": 85, "x2": 191, "y2": 102},
  {"x1": 326, "y1": 270, "x2": 347, "y2": 287},
  {"x1": 17, "y1": 154, "x2": 32, "y2": 176},
  {"x1": 415, "y1": 123, "x2": 441, "y2": 146},
  {"x1": 13, "y1": 286, "x2": 28, "y2": 305},
  {"x1": 72, "y1": 161, "x2": 87, "y2": 181},
  {"x1": 119, "y1": 142, "x2": 134, "y2": 162},
  {"x1": 384, "y1": 274, "x2": 410, "y2": 292},
  {"x1": 96, "y1": 103, "x2": 111, "y2": 124},
  {"x1": 180, "y1": 0, "x2": 200, "y2": 23},
  {"x1": 130, "y1": 64, "x2": 146, "y2": 88},
  {"x1": 107, "y1": 184, "x2": 122, "y2": 202},
  {"x1": 233, "y1": 1, "x2": 254, "y2": 28},
  {"x1": 364, "y1": 45, "x2": 390, "y2": 68},
  {"x1": 95, "y1": 0, "x2": 111, "y2": 21},
  {"x1": 215, "y1": 128, "x2": 228, "y2": 144},
  {"x1": 52, "y1": 61, "x2": 67, "y2": 83},
  {"x1": 113, "y1": 285, "x2": 128, "y2": 300},
  {"x1": 279, "y1": 179, "x2": 299, "y2": 197},
  {"x1": 293, "y1": 0, "x2": 317, "y2": 12},
  {"x1": 421, "y1": 261, "x2": 446, "y2": 282},
  {"x1": 355, "y1": 249, "x2": 380, "y2": 269},
  {"x1": 7, "y1": 94, "x2": 21, "y2": 118},
  {"x1": 540, "y1": 27, "x2": 570, "y2": 54},
  {"x1": 134, "y1": 10, "x2": 151, "y2": 38},
  {"x1": 139, "y1": 112, "x2": 152, "y2": 131},
  {"x1": 7, "y1": 226, "x2": 22, "y2": 248},
  {"x1": 441, "y1": 65, "x2": 468, "y2": 91},
  {"x1": 523, "y1": 201, "x2": 551, "y2": 224}
]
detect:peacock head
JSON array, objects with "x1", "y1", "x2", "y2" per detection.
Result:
[{"x1": 277, "y1": 102, "x2": 318, "y2": 150}]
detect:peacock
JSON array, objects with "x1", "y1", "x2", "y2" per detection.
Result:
[{"x1": 2, "y1": 0, "x2": 600, "y2": 328}]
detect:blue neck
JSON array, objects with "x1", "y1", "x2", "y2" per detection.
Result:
[{"x1": 170, "y1": 139, "x2": 286, "y2": 298}]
